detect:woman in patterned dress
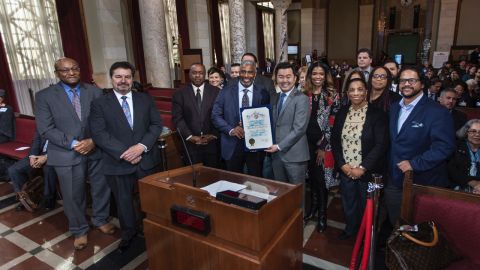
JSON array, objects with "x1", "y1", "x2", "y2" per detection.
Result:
[
  {"x1": 304, "y1": 62, "x2": 341, "y2": 232},
  {"x1": 331, "y1": 78, "x2": 388, "y2": 240}
]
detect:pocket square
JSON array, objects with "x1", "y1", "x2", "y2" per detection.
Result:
[{"x1": 411, "y1": 121, "x2": 424, "y2": 128}]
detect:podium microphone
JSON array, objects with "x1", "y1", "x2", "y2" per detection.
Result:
[{"x1": 176, "y1": 128, "x2": 197, "y2": 187}]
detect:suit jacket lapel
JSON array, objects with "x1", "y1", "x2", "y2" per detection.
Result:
[
  {"x1": 391, "y1": 104, "x2": 401, "y2": 137},
  {"x1": 132, "y1": 92, "x2": 141, "y2": 132},
  {"x1": 278, "y1": 89, "x2": 296, "y2": 119},
  {"x1": 55, "y1": 83, "x2": 79, "y2": 122},
  {"x1": 79, "y1": 84, "x2": 90, "y2": 123},
  {"x1": 252, "y1": 85, "x2": 261, "y2": 107},
  {"x1": 232, "y1": 85, "x2": 240, "y2": 120}
]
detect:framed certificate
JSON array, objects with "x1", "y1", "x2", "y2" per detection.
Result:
[{"x1": 240, "y1": 105, "x2": 274, "y2": 151}]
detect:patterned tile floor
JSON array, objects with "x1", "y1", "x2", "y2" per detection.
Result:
[
  {"x1": 0, "y1": 180, "x2": 353, "y2": 270},
  {"x1": 0, "y1": 182, "x2": 147, "y2": 270}
]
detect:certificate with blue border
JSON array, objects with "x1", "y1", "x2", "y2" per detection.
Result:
[{"x1": 240, "y1": 105, "x2": 274, "y2": 151}]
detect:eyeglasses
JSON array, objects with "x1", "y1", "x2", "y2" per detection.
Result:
[
  {"x1": 467, "y1": 129, "x2": 480, "y2": 135},
  {"x1": 240, "y1": 70, "x2": 255, "y2": 75},
  {"x1": 372, "y1": 74, "x2": 388, "y2": 80},
  {"x1": 56, "y1": 67, "x2": 80, "y2": 74},
  {"x1": 399, "y1": 78, "x2": 420, "y2": 85}
]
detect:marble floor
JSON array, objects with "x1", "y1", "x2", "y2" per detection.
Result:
[{"x1": 0, "y1": 181, "x2": 353, "y2": 270}]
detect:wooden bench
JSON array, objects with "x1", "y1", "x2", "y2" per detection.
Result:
[
  {"x1": 401, "y1": 171, "x2": 480, "y2": 269},
  {"x1": 457, "y1": 107, "x2": 480, "y2": 120},
  {"x1": 146, "y1": 87, "x2": 178, "y2": 98},
  {"x1": 0, "y1": 116, "x2": 36, "y2": 160},
  {"x1": 155, "y1": 100, "x2": 172, "y2": 112}
]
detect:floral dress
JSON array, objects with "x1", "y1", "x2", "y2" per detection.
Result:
[{"x1": 310, "y1": 89, "x2": 341, "y2": 188}]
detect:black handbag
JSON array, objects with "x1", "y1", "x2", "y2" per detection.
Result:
[{"x1": 386, "y1": 221, "x2": 459, "y2": 270}]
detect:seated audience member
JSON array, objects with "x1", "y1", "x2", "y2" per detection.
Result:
[
  {"x1": 439, "y1": 88, "x2": 468, "y2": 132},
  {"x1": 367, "y1": 66, "x2": 401, "y2": 113},
  {"x1": 332, "y1": 78, "x2": 388, "y2": 240},
  {"x1": 466, "y1": 79, "x2": 479, "y2": 107},
  {"x1": 462, "y1": 65, "x2": 477, "y2": 82},
  {"x1": 8, "y1": 131, "x2": 57, "y2": 211},
  {"x1": 207, "y1": 67, "x2": 226, "y2": 89},
  {"x1": 448, "y1": 119, "x2": 480, "y2": 194},
  {"x1": 455, "y1": 81, "x2": 475, "y2": 107},
  {"x1": 0, "y1": 89, "x2": 15, "y2": 143},
  {"x1": 444, "y1": 69, "x2": 462, "y2": 89},
  {"x1": 424, "y1": 78, "x2": 442, "y2": 102}
]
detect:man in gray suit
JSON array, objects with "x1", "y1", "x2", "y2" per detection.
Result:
[
  {"x1": 266, "y1": 62, "x2": 310, "y2": 205},
  {"x1": 35, "y1": 58, "x2": 114, "y2": 250}
]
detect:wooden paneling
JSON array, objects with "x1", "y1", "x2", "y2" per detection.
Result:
[{"x1": 140, "y1": 165, "x2": 303, "y2": 269}]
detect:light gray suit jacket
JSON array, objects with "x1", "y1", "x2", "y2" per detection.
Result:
[
  {"x1": 271, "y1": 88, "x2": 310, "y2": 163},
  {"x1": 35, "y1": 82, "x2": 102, "y2": 166}
]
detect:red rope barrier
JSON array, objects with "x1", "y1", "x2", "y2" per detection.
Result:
[
  {"x1": 361, "y1": 198, "x2": 374, "y2": 270},
  {"x1": 349, "y1": 201, "x2": 367, "y2": 269},
  {"x1": 349, "y1": 197, "x2": 374, "y2": 270}
]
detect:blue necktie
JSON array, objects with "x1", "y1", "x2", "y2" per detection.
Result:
[
  {"x1": 121, "y1": 96, "x2": 133, "y2": 129},
  {"x1": 277, "y1": 93, "x2": 287, "y2": 115}
]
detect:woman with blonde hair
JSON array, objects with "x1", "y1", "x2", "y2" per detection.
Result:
[
  {"x1": 303, "y1": 62, "x2": 341, "y2": 232},
  {"x1": 297, "y1": 66, "x2": 308, "y2": 92}
]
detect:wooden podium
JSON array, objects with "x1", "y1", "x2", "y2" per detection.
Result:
[{"x1": 139, "y1": 164, "x2": 303, "y2": 270}]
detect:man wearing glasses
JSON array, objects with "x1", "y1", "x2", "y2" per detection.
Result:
[
  {"x1": 35, "y1": 58, "x2": 114, "y2": 250},
  {"x1": 386, "y1": 66, "x2": 456, "y2": 225}
]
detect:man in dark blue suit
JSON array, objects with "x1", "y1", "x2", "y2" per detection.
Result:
[
  {"x1": 386, "y1": 66, "x2": 456, "y2": 225},
  {"x1": 8, "y1": 131, "x2": 57, "y2": 211},
  {"x1": 212, "y1": 60, "x2": 270, "y2": 176}
]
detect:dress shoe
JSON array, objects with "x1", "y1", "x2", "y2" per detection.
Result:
[
  {"x1": 337, "y1": 231, "x2": 353, "y2": 240},
  {"x1": 117, "y1": 238, "x2": 133, "y2": 253},
  {"x1": 40, "y1": 198, "x2": 56, "y2": 211},
  {"x1": 74, "y1": 234, "x2": 88, "y2": 250},
  {"x1": 97, "y1": 223, "x2": 116, "y2": 235},
  {"x1": 316, "y1": 214, "x2": 327, "y2": 233},
  {"x1": 15, "y1": 203, "x2": 25, "y2": 212}
]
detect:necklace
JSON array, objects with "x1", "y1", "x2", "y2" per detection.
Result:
[{"x1": 313, "y1": 93, "x2": 320, "y2": 102}]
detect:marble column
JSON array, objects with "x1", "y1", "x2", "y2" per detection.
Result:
[
  {"x1": 229, "y1": 0, "x2": 246, "y2": 63},
  {"x1": 139, "y1": 0, "x2": 171, "y2": 87},
  {"x1": 272, "y1": 0, "x2": 291, "y2": 63},
  {"x1": 436, "y1": 0, "x2": 459, "y2": 52},
  {"x1": 421, "y1": 0, "x2": 435, "y2": 63}
]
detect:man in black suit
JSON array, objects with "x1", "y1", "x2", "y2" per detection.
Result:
[
  {"x1": 8, "y1": 131, "x2": 57, "y2": 211},
  {"x1": 439, "y1": 88, "x2": 467, "y2": 132},
  {"x1": 172, "y1": 63, "x2": 220, "y2": 168},
  {"x1": 90, "y1": 61, "x2": 162, "y2": 252}
]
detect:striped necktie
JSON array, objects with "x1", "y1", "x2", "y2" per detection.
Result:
[
  {"x1": 70, "y1": 89, "x2": 81, "y2": 120},
  {"x1": 121, "y1": 96, "x2": 133, "y2": 129}
]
